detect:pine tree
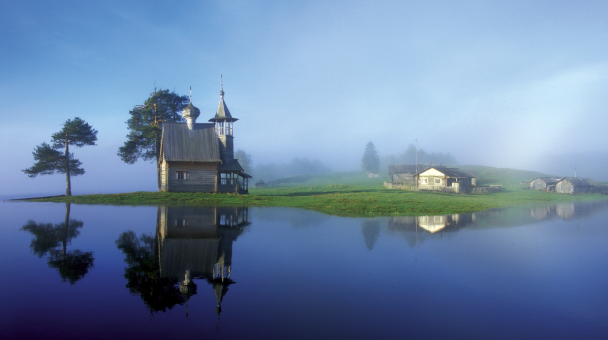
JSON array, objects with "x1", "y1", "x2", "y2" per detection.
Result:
[
  {"x1": 361, "y1": 141, "x2": 380, "y2": 174},
  {"x1": 117, "y1": 89, "x2": 189, "y2": 189},
  {"x1": 23, "y1": 117, "x2": 98, "y2": 195}
]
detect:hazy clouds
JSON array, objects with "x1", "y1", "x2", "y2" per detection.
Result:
[{"x1": 1, "y1": 0, "x2": 607, "y2": 196}]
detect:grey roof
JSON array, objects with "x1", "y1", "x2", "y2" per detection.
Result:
[
  {"x1": 209, "y1": 90, "x2": 238, "y2": 122},
  {"x1": 218, "y1": 160, "x2": 245, "y2": 172},
  {"x1": 417, "y1": 167, "x2": 473, "y2": 178},
  {"x1": 389, "y1": 164, "x2": 430, "y2": 174},
  {"x1": 532, "y1": 177, "x2": 563, "y2": 185},
  {"x1": 161, "y1": 123, "x2": 221, "y2": 162},
  {"x1": 558, "y1": 177, "x2": 591, "y2": 186}
]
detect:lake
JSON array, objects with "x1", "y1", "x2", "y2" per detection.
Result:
[{"x1": 1, "y1": 200, "x2": 607, "y2": 339}]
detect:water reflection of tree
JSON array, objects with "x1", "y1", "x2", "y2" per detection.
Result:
[
  {"x1": 115, "y1": 231, "x2": 186, "y2": 314},
  {"x1": 20, "y1": 203, "x2": 94, "y2": 284},
  {"x1": 361, "y1": 219, "x2": 380, "y2": 250}
]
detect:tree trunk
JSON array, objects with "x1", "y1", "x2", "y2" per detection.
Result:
[
  {"x1": 65, "y1": 141, "x2": 71, "y2": 196},
  {"x1": 63, "y1": 202, "x2": 71, "y2": 260}
]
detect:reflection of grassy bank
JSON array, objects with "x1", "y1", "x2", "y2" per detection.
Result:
[{"x1": 30, "y1": 169, "x2": 607, "y2": 216}]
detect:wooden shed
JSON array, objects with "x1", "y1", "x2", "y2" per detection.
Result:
[
  {"x1": 159, "y1": 83, "x2": 251, "y2": 193},
  {"x1": 555, "y1": 177, "x2": 593, "y2": 194},
  {"x1": 529, "y1": 177, "x2": 562, "y2": 191}
]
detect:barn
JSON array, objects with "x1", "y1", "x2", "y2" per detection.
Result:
[
  {"x1": 555, "y1": 177, "x2": 593, "y2": 194},
  {"x1": 159, "y1": 83, "x2": 251, "y2": 193},
  {"x1": 529, "y1": 177, "x2": 562, "y2": 191}
]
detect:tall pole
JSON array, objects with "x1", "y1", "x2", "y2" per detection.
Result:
[
  {"x1": 415, "y1": 139, "x2": 418, "y2": 190},
  {"x1": 415, "y1": 139, "x2": 418, "y2": 174}
]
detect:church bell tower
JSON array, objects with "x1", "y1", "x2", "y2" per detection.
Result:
[{"x1": 209, "y1": 76, "x2": 238, "y2": 162}]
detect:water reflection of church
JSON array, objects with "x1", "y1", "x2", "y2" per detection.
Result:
[{"x1": 156, "y1": 206, "x2": 250, "y2": 319}]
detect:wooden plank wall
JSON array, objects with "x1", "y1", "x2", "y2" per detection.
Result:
[
  {"x1": 167, "y1": 162, "x2": 218, "y2": 192},
  {"x1": 218, "y1": 135, "x2": 234, "y2": 161}
]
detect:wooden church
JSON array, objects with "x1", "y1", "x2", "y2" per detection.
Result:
[{"x1": 159, "y1": 81, "x2": 251, "y2": 193}]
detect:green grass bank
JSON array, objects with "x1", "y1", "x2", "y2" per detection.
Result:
[{"x1": 29, "y1": 166, "x2": 607, "y2": 217}]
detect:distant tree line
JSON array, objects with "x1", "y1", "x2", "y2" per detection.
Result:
[
  {"x1": 380, "y1": 144, "x2": 458, "y2": 172},
  {"x1": 254, "y1": 158, "x2": 332, "y2": 182}
]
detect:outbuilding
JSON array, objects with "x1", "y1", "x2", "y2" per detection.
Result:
[
  {"x1": 529, "y1": 177, "x2": 562, "y2": 191},
  {"x1": 555, "y1": 177, "x2": 593, "y2": 194}
]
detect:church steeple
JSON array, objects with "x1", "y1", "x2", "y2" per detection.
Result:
[
  {"x1": 209, "y1": 76, "x2": 238, "y2": 162},
  {"x1": 209, "y1": 75, "x2": 238, "y2": 125}
]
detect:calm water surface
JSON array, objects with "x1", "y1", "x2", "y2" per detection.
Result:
[{"x1": 1, "y1": 200, "x2": 607, "y2": 339}]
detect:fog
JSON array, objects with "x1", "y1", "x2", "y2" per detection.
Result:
[{"x1": 2, "y1": 0, "x2": 608, "y2": 197}]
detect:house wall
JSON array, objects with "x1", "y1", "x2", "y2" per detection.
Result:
[
  {"x1": 391, "y1": 173, "x2": 415, "y2": 185},
  {"x1": 165, "y1": 162, "x2": 218, "y2": 192},
  {"x1": 555, "y1": 180, "x2": 590, "y2": 194},
  {"x1": 418, "y1": 169, "x2": 447, "y2": 189},
  {"x1": 218, "y1": 135, "x2": 234, "y2": 162},
  {"x1": 161, "y1": 161, "x2": 168, "y2": 191},
  {"x1": 530, "y1": 179, "x2": 548, "y2": 190}
]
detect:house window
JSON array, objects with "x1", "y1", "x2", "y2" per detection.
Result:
[
  {"x1": 435, "y1": 178, "x2": 441, "y2": 184},
  {"x1": 176, "y1": 171, "x2": 186, "y2": 179},
  {"x1": 422, "y1": 178, "x2": 428, "y2": 184},
  {"x1": 175, "y1": 219, "x2": 187, "y2": 227}
]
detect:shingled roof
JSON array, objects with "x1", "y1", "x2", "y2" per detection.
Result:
[
  {"x1": 161, "y1": 123, "x2": 221, "y2": 162},
  {"x1": 532, "y1": 177, "x2": 563, "y2": 185}
]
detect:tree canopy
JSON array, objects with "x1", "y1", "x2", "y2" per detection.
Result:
[
  {"x1": 23, "y1": 117, "x2": 97, "y2": 195},
  {"x1": 21, "y1": 203, "x2": 94, "y2": 284},
  {"x1": 116, "y1": 231, "x2": 186, "y2": 313},
  {"x1": 118, "y1": 89, "x2": 189, "y2": 189},
  {"x1": 361, "y1": 141, "x2": 380, "y2": 174}
]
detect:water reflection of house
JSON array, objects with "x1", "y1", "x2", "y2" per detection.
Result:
[
  {"x1": 530, "y1": 206, "x2": 552, "y2": 220},
  {"x1": 388, "y1": 213, "x2": 476, "y2": 246},
  {"x1": 156, "y1": 206, "x2": 250, "y2": 321},
  {"x1": 555, "y1": 203, "x2": 575, "y2": 220}
]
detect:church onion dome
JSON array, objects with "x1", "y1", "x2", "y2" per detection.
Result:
[{"x1": 182, "y1": 103, "x2": 201, "y2": 119}]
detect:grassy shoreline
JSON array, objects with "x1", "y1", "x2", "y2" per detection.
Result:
[{"x1": 27, "y1": 175, "x2": 607, "y2": 217}]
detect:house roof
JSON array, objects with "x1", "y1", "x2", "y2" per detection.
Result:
[
  {"x1": 161, "y1": 122, "x2": 221, "y2": 162},
  {"x1": 532, "y1": 177, "x2": 563, "y2": 185},
  {"x1": 417, "y1": 167, "x2": 473, "y2": 178},
  {"x1": 218, "y1": 160, "x2": 245, "y2": 172},
  {"x1": 389, "y1": 164, "x2": 430, "y2": 174},
  {"x1": 558, "y1": 177, "x2": 591, "y2": 186}
]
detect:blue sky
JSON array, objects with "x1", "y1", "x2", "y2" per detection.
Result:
[{"x1": 1, "y1": 0, "x2": 607, "y2": 196}]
